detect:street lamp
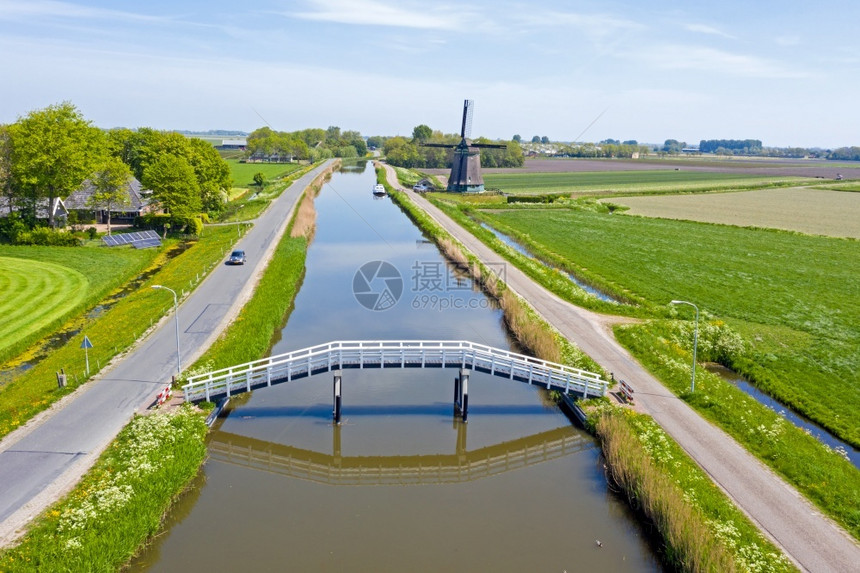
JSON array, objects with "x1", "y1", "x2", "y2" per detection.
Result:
[
  {"x1": 670, "y1": 300, "x2": 698, "y2": 393},
  {"x1": 152, "y1": 285, "x2": 182, "y2": 375}
]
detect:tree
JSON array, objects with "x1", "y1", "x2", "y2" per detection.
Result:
[
  {"x1": 142, "y1": 155, "x2": 200, "y2": 222},
  {"x1": 531, "y1": 135, "x2": 541, "y2": 143},
  {"x1": 0, "y1": 125, "x2": 12, "y2": 216},
  {"x1": 88, "y1": 157, "x2": 132, "y2": 235},
  {"x1": 412, "y1": 124, "x2": 432, "y2": 142},
  {"x1": 253, "y1": 172, "x2": 265, "y2": 186},
  {"x1": 512, "y1": 134, "x2": 522, "y2": 143},
  {"x1": 540, "y1": 136, "x2": 550, "y2": 144},
  {"x1": 8, "y1": 102, "x2": 104, "y2": 227}
]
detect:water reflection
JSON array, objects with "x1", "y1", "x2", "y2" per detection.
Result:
[{"x1": 209, "y1": 423, "x2": 594, "y2": 486}]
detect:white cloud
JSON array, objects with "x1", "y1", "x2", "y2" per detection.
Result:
[
  {"x1": 0, "y1": 0, "x2": 167, "y2": 23},
  {"x1": 290, "y1": 0, "x2": 461, "y2": 30},
  {"x1": 646, "y1": 45, "x2": 811, "y2": 79},
  {"x1": 684, "y1": 23, "x2": 735, "y2": 40}
]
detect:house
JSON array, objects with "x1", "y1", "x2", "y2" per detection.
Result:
[{"x1": 64, "y1": 177, "x2": 159, "y2": 224}]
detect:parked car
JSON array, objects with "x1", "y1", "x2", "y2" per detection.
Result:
[
  {"x1": 227, "y1": 250, "x2": 246, "y2": 265},
  {"x1": 413, "y1": 183, "x2": 429, "y2": 192}
]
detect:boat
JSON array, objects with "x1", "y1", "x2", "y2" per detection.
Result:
[{"x1": 372, "y1": 184, "x2": 386, "y2": 196}]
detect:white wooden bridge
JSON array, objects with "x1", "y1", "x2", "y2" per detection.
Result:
[{"x1": 183, "y1": 340, "x2": 606, "y2": 421}]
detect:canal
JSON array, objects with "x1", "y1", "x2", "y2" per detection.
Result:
[{"x1": 128, "y1": 161, "x2": 662, "y2": 571}]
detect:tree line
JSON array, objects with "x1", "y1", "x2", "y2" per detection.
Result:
[
  {"x1": 0, "y1": 102, "x2": 232, "y2": 243},
  {"x1": 245, "y1": 125, "x2": 366, "y2": 162}
]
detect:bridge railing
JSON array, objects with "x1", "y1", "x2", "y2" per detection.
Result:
[{"x1": 183, "y1": 340, "x2": 606, "y2": 403}]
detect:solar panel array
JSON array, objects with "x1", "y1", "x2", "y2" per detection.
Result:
[{"x1": 102, "y1": 230, "x2": 162, "y2": 249}]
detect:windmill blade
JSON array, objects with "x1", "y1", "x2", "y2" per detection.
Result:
[
  {"x1": 419, "y1": 142, "x2": 456, "y2": 148},
  {"x1": 461, "y1": 99, "x2": 474, "y2": 139},
  {"x1": 472, "y1": 143, "x2": 508, "y2": 149}
]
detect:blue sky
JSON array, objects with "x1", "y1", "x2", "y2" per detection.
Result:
[{"x1": 1, "y1": 0, "x2": 858, "y2": 147}]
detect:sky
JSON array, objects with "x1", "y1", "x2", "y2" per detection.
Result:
[{"x1": 1, "y1": 0, "x2": 859, "y2": 148}]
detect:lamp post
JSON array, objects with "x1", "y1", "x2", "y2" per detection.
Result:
[
  {"x1": 670, "y1": 300, "x2": 698, "y2": 393},
  {"x1": 152, "y1": 285, "x2": 182, "y2": 375}
]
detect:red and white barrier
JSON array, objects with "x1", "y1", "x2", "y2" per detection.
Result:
[
  {"x1": 619, "y1": 380, "x2": 634, "y2": 404},
  {"x1": 156, "y1": 385, "x2": 173, "y2": 406}
]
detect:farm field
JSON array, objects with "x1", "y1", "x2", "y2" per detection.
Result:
[
  {"x1": 0, "y1": 246, "x2": 155, "y2": 364},
  {"x1": 226, "y1": 159, "x2": 302, "y2": 187},
  {"x1": 482, "y1": 208, "x2": 860, "y2": 445},
  {"x1": 609, "y1": 187, "x2": 860, "y2": 238},
  {"x1": 481, "y1": 170, "x2": 809, "y2": 195}
]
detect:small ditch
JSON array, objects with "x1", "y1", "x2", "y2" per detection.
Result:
[
  {"x1": 478, "y1": 221, "x2": 623, "y2": 304},
  {"x1": 705, "y1": 363, "x2": 858, "y2": 468}
]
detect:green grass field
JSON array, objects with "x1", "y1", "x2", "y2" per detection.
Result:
[
  {"x1": 226, "y1": 159, "x2": 302, "y2": 187},
  {"x1": 483, "y1": 170, "x2": 808, "y2": 195},
  {"x1": 0, "y1": 258, "x2": 87, "y2": 356},
  {"x1": 483, "y1": 208, "x2": 860, "y2": 445},
  {"x1": 0, "y1": 247, "x2": 155, "y2": 365}
]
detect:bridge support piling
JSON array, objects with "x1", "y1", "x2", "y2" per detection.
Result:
[
  {"x1": 460, "y1": 369, "x2": 469, "y2": 422},
  {"x1": 333, "y1": 371, "x2": 342, "y2": 424},
  {"x1": 454, "y1": 375, "x2": 461, "y2": 414}
]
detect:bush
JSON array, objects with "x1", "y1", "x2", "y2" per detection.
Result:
[
  {"x1": 15, "y1": 227, "x2": 82, "y2": 246},
  {"x1": 86, "y1": 226, "x2": 98, "y2": 240},
  {"x1": 0, "y1": 213, "x2": 27, "y2": 242}
]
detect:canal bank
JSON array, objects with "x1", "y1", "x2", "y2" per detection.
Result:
[{"x1": 126, "y1": 160, "x2": 664, "y2": 572}]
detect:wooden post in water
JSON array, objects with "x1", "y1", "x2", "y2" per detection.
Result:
[
  {"x1": 454, "y1": 375, "x2": 461, "y2": 413},
  {"x1": 460, "y1": 368, "x2": 469, "y2": 422},
  {"x1": 333, "y1": 371, "x2": 342, "y2": 424}
]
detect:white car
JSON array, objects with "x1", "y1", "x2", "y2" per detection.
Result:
[{"x1": 413, "y1": 184, "x2": 429, "y2": 192}]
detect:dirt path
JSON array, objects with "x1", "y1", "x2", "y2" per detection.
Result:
[{"x1": 380, "y1": 163, "x2": 860, "y2": 572}]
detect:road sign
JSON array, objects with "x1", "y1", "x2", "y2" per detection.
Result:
[{"x1": 81, "y1": 336, "x2": 93, "y2": 374}]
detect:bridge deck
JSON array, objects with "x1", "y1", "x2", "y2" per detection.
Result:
[{"x1": 183, "y1": 340, "x2": 606, "y2": 403}]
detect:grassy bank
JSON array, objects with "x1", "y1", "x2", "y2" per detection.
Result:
[
  {"x1": 616, "y1": 320, "x2": 860, "y2": 539},
  {"x1": 0, "y1": 406, "x2": 208, "y2": 572},
  {"x1": 585, "y1": 403, "x2": 794, "y2": 572},
  {"x1": 0, "y1": 226, "x2": 241, "y2": 440}
]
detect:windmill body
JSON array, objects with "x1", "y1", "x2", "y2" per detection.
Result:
[{"x1": 422, "y1": 100, "x2": 506, "y2": 193}]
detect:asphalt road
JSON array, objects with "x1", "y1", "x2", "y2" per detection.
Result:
[
  {"x1": 0, "y1": 160, "x2": 335, "y2": 545},
  {"x1": 381, "y1": 164, "x2": 860, "y2": 572}
]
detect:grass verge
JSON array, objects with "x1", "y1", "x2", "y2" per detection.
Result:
[
  {"x1": 0, "y1": 406, "x2": 208, "y2": 572},
  {"x1": 615, "y1": 320, "x2": 860, "y2": 539},
  {"x1": 584, "y1": 402, "x2": 794, "y2": 572}
]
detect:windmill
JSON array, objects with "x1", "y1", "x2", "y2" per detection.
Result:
[{"x1": 421, "y1": 100, "x2": 507, "y2": 192}]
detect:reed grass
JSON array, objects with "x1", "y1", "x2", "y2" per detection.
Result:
[{"x1": 588, "y1": 404, "x2": 794, "y2": 572}]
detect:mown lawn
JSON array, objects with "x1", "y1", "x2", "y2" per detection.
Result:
[
  {"x1": 483, "y1": 170, "x2": 808, "y2": 195},
  {"x1": 226, "y1": 159, "x2": 302, "y2": 187},
  {"x1": 483, "y1": 208, "x2": 860, "y2": 446},
  {"x1": 0, "y1": 246, "x2": 155, "y2": 365}
]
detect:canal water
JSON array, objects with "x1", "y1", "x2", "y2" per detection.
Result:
[{"x1": 127, "y1": 161, "x2": 662, "y2": 572}]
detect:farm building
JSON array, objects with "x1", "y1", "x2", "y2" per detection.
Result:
[{"x1": 64, "y1": 177, "x2": 159, "y2": 224}]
